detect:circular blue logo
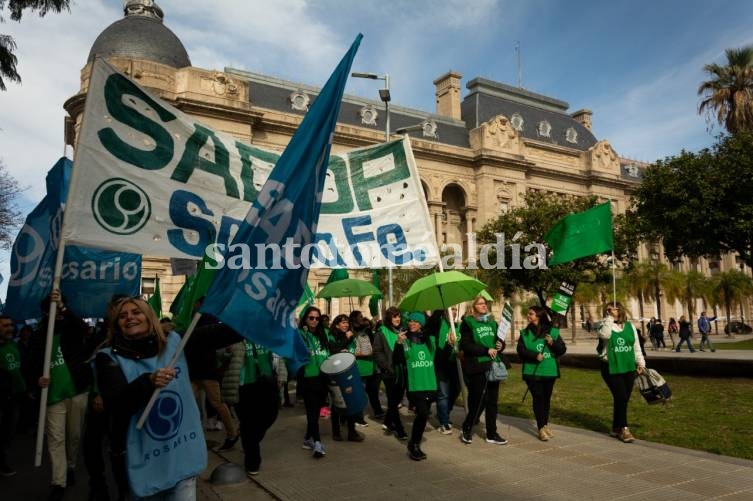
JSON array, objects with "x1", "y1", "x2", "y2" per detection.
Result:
[
  {"x1": 91, "y1": 178, "x2": 151, "y2": 235},
  {"x1": 144, "y1": 390, "x2": 183, "y2": 441}
]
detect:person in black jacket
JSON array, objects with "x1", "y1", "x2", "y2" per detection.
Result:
[
  {"x1": 372, "y1": 306, "x2": 408, "y2": 441},
  {"x1": 459, "y1": 296, "x2": 507, "y2": 446},
  {"x1": 328, "y1": 315, "x2": 364, "y2": 443},
  {"x1": 516, "y1": 306, "x2": 566, "y2": 441}
]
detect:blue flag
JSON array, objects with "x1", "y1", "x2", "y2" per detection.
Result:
[
  {"x1": 200, "y1": 34, "x2": 362, "y2": 372},
  {"x1": 5, "y1": 158, "x2": 142, "y2": 321}
]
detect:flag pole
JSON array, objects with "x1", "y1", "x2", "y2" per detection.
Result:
[
  {"x1": 34, "y1": 238, "x2": 67, "y2": 467},
  {"x1": 611, "y1": 251, "x2": 617, "y2": 308},
  {"x1": 136, "y1": 311, "x2": 202, "y2": 429}
]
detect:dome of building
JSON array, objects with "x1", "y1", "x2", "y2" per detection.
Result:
[{"x1": 87, "y1": 0, "x2": 191, "y2": 68}]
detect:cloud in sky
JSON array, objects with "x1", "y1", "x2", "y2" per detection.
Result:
[{"x1": 1, "y1": 0, "x2": 753, "y2": 298}]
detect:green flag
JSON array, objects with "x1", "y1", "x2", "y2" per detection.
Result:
[
  {"x1": 173, "y1": 253, "x2": 219, "y2": 332},
  {"x1": 544, "y1": 202, "x2": 613, "y2": 266},
  {"x1": 326, "y1": 269, "x2": 349, "y2": 284},
  {"x1": 147, "y1": 276, "x2": 162, "y2": 318}
]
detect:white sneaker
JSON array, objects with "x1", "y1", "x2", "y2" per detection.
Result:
[
  {"x1": 313, "y1": 441, "x2": 326, "y2": 458},
  {"x1": 438, "y1": 424, "x2": 452, "y2": 435}
]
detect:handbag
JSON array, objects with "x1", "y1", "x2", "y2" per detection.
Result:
[
  {"x1": 355, "y1": 332, "x2": 373, "y2": 357},
  {"x1": 486, "y1": 359, "x2": 508, "y2": 382},
  {"x1": 635, "y1": 367, "x2": 672, "y2": 404}
]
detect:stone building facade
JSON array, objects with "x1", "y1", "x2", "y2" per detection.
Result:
[{"x1": 63, "y1": 1, "x2": 748, "y2": 327}]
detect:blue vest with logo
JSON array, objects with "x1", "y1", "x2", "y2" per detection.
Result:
[{"x1": 101, "y1": 332, "x2": 206, "y2": 497}]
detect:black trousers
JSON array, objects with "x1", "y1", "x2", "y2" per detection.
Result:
[
  {"x1": 362, "y1": 373, "x2": 384, "y2": 415},
  {"x1": 462, "y1": 371, "x2": 500, "y2": 435},
  {"x1": 298, "y1": 375, "x2": 328, "y2": 442},
  {"x1": 600, "y1": 363, "x2": 636, "y2": 430},
  {"x1": 235, "y1": 379, "x2": 279, "y2": 472},
  {"x1": 408, "y1": 393, "x2": 430, "y2": 445},
  {"x1": 382, "y1": 376, "x2": 406, "y2": 434},
  {"x1": 524, "y1": 378, "x2": 556, "y2": 429}
]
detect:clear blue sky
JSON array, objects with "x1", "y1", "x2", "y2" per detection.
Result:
[{"x1": 1, "y1": 0, "x2": 752, "y2": 298}]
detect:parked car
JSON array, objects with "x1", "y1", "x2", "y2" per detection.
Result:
[{"x1": 724, "y1": 321, "x2": 753, "y2": 334}]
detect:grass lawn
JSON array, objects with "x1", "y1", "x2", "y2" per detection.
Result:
[
  {"x1": 713, "y1": 338, "x2": 753, "y2": 350},
  {"x1": 498, "y1": 365, "x2": 753, "y2": 460}
]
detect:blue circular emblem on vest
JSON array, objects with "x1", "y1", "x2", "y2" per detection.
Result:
[{"x1": 145, "y1": 390, "x2": 183, "y2": 441}]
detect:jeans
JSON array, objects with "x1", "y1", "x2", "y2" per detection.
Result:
[
  {"x1": 675, "y1": 336, "x2": 695, "y2": 352},
  {"x1": 435, "y1": 369, "x2": 460, "y2": 427},
  {"x1": 134, "y1": 476, "x2": 196, "y2": 501},
  {"x1": 699, "y1": 333, "x2": 715, "y2": 351},
  {"x1": 299, "y1": 376, "x2": 327, "y2": 442}
]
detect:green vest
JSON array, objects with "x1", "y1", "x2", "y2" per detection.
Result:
[
  {"x1": 47, "y1": 336, "x2": 78, "y2": 405},
  {"x1": 520, "y1": 328, "x2": 560, "y2": 378},
  {"x1": 607, "y1": 322, "x2": 637, "y2": 375},
  {"x1": 239, "y1": 341, "x2": 274, "y2": 385},
  {"x1": 464, "y1": 317, "x2": 498, "y2": 363},
  {"x1": 404, "y1": 338, "x2": 437, "y2": 392},
  {"x1": 0, "y1": 340, "x2": 26, "y2": 395},
  {"x1": 379, "y1": 325, "x2": 399, "y2": 350},
  {"x1": 300, "y1": 329, "x2": 330, "y2": 378}
]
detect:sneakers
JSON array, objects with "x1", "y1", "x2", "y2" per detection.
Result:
[
  {"x1": 538, "y1": 428, "x2": 549, "y2": 441},
  {"x1": 347, "y1": 431, "x2": 365, "y2": 442},
  {"x1": 460, "y1": 428, "x2": 473, "y2": 444},
  {"x1": 485, "y1": 432, "x2": 508, "y2": 445},
  {"x1": 618, "y1": 427, "x2": 635, "y2": 443},
  {"x1": 302, "y1": 437, "x2": 315, "y2": 450},
  {"x1": 313, "y1": 441, "x2": 326, "y2": 458},
  {"x1": 382, "y1": 423, "x2": 395, "y2": 433},
  {"x1": 543, "y1": 425, "x2": 554, "y2": 438},
  {"x1": 355, "y1": 419, "x2": 369, "y2": 427},
  {"x1": 246, "y1": 469, "x2": 259, "y2": 477},
  {"x1": 438, "y1": 424, "x2": 452, "y2": 435},
  {"x1": 216, "y1": 434, "x2": 240, "y2": 452}
]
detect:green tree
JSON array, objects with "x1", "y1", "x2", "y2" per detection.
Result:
[
  {"x1": 476, "y1": 191, "x2": 630, "y2": 308},
  {"x1": 632, "y1": 132, "x2": 753, "y2": 267},
  {"x1": 0, "y1": 159, "x2": 22, "y2": 248},
  {"x1": 663, "y1": 269, "x2": 709, "y2": 321},
  {"x1": 708, "y1": 270, "x2": 753, "y2": 327},
  {"x1": 0, "y1": 0, "x2": 70, "y2": 90},
  {"x1": 619, "y1": 262, "x2": 653, "y2": 334},
  {"x1": 698, "y1": 45, "x2": 753, "y2": 134}
]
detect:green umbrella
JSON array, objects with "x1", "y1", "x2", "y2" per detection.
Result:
[
  {"x1": 398, "y1": 271, "x2": 487, "y2": 311},
  {"x1": 316, "y1": 278, "x2": 383, "y2": 299},
  {"x1": 479, "y1": 289, "x2": 494, "y2": 302}
]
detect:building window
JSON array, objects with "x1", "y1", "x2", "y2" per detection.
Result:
[
  {"x1": 510, "y1": 113, "x2": 524, "y2": 131},
  {"x1": 359, "y1": 105, "x2": 378, "y2": 126},
  {"x1": 709, "y1": 260, "x2": 721, "y2": 275},
  {"x1": 498, "y1": 200, "x2": 509, "y2": 214},
  {"x1": 141, "y1": 277, "x2": 156, "y2": 295},
  {"x1": 565, "y1": 127, "x2": 578, "y2": 144},
  {"x1": 537, "y1": 120, "x2": 551, "y2": 138},
  {"x1": 289, "y1": 90, "x2": 310, "y2": 112}
]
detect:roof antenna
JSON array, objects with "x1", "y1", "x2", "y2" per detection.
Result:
[{"x1": 515, "y1": 41, "x2": 522, "y2": 88}]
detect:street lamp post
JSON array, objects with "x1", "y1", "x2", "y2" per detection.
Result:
[{"x1": 352, "y1": 71, "x2": 393, "y2": 306}]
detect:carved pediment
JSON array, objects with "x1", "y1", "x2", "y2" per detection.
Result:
[
  {"x1": 589, "y1": 140, "x2": 620, "y2": 173},
  {"x1": 469, "y1": 115, "x2": 525, "y2": 155}
]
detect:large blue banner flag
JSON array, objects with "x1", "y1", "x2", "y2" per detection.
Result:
[
  {"x1": 5, "y1": 158, "x2": 141, "y2": 321},
  {"x1": 200, "y1": 34, "x2": 363, "y2": 370}
]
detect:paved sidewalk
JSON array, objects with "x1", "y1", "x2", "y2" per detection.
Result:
[{"x1": 201, "y1": 402, "x2": 753, "y2": 500}]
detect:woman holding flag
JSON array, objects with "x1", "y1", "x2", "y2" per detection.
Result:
[
  {"x1": 297, "y1": 306, "x2": 330, "y2": 458},
  {"x1": 516, "y1": 306, "x2": 566, "y2": 441},
  {"x1": 95, "y1": 297, "x2": 206, "y2": 500},
  {"x1": 598, "y1": 302, "x2": 645, "y2": 443}
]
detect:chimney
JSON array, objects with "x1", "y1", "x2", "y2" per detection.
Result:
[
  {"x1": 571, "y1": 108, "x2": 593, "y2": 131},
  {"x1": 433, "y1": 70, "x2": 462, "y2": 120}
]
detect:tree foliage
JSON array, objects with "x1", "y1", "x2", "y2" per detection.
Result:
[
  {"x1": 698, "y1": 45, "x2": 753, "y2": 134},
  {"x1": 0, "y1": 0, "x2": 70, "y2": 90},
  {"x1": 476, "y1": 191, "x2": 633, "y2": 307},
  {"x1": 0, "y1": 159, "x2": 23, "y2": 249},
  {"x1": 632, "y1": 132, "x2": 753, "y2": 267}
]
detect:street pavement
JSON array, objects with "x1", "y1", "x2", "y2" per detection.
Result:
[{"x1": 3, "y1": 333, "x2": 752, "y2": 500}]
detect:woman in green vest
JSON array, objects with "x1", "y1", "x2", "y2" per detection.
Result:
[
  {"x1": 516, "y1": 306, "x2": 566, "y2": 441},
  {"x1": 297, "y1": 306, "x2": 330, "y2": 458},
  {"x1": 393, "y1": 311, "x2": 436, "y2": 460},
  {"x1": 372, "y1": 306, "x2": 408, "y2": 441},
  {"x1": 328, "y1": 315, "x2": 365, "y2": 443},
  {"x1": 349, "y1": 310, "x2": 384, "y2": 424},
  {"x1": 459, "y1": 296, "x2": 507, "y2": 446},
  {"x1": 597, "y1": 302, "x2": 645, "y2": 443}
]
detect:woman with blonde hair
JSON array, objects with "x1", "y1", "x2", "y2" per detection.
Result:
[
  {"x1": 95, "y1": 298, "x2": 206, "y2": 500},
  {"x1": 597, "y1": 302, "x2": 645, "y2": 443}
]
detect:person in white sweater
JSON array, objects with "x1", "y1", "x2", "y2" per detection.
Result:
[{"x1": 597, "y1": 302, "x2": 645, "y2": 443}]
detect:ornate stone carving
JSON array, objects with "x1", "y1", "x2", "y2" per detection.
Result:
[
  {"x1": 589, "y1": 140, "x2": 620, "y2": 172},
  {"x1": 289, "y1": 90, "x2": 310, "y2": 111},
  {"x1": 469, "y1": 115, "x2": 525, "y2": 155},
  {"x1": 359, "y1": 104, "x2": 378, "y2": 126},
  {"x1": 212, "y1": 73, "x2": 238, "y2": 97}
]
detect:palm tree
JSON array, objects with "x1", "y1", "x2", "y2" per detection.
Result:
[
  {"x1": 708, "y1": 270, "x2": 753, "y2": 332},
  {"x1": 663, "y1": 270, "x2": 709, "y2": 321},
  {"x1": 698, "y1": 45, "x2": 753, "y2": 134},
  {"x1": 620, "y1": 263, "x2": 653, "y2": 335}
]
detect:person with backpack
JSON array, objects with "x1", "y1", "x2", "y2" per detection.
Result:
[{"x1": 697, "y1": 312, "x2": 717, "y2": 352}]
